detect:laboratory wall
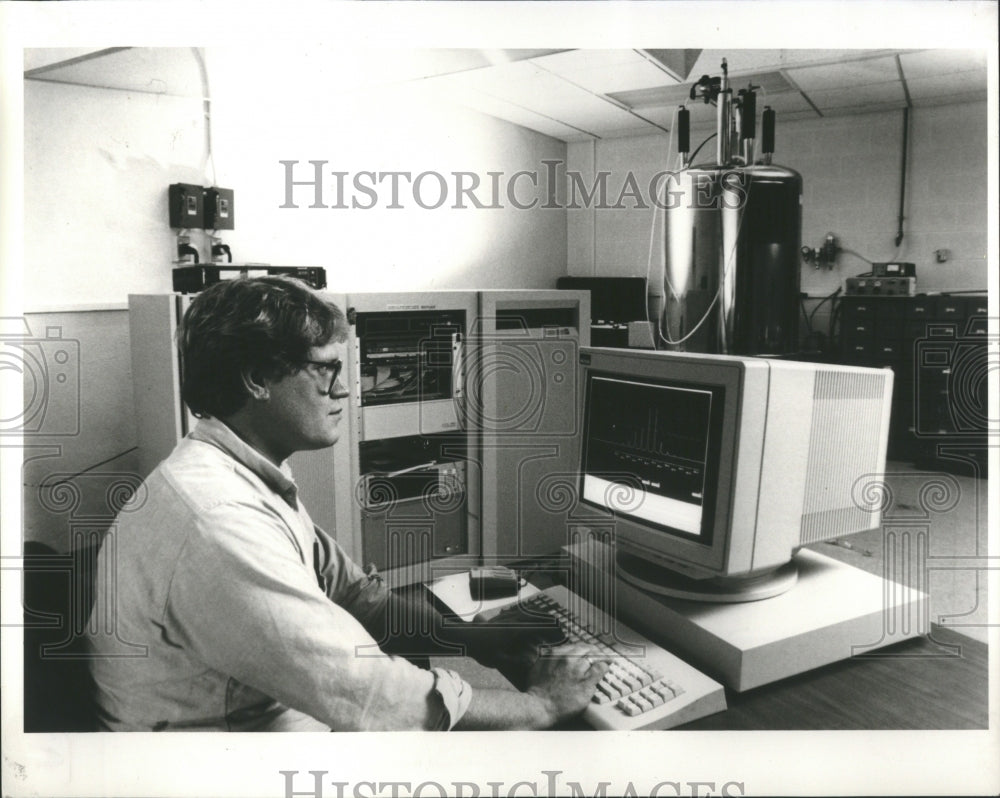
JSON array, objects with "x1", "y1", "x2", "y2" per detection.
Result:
[
  {"x1": 566, "y1": 100, "x2": 990, "y2": 333},
  {"x1": 20, "y1": 64, "x2": 568, "y2": 552}
]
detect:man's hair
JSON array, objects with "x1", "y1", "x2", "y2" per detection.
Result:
[{"x1": 178, "y1": 276, "x2": 348, "y2": 418}]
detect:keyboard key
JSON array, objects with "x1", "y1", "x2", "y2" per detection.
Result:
[
  {"x1": 632, "y1": 694, "x2": 654, "y2": 713},
  {"x1": 522, "y1": 585, "x2": 727, "y2": 731},
  {"x1": 596, "y1": 679, "x2": 619, "y2": 699},
  {"x1": 604, "y1": 674, "x2": 629, "y2": 698},
  {"x1": 652, "y1": 681, "x2": 676, "y2": 701},
  {"x1": 616, "y1": 698, "x2": 642, "y2": 717},
  {"x1": 622, "y1": 661, "x2": 654, "y2": 687},
  {"x1": 592, "y1": 688, "x2": 613, "y2": 704}
]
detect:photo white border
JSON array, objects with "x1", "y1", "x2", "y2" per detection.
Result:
[{"x1": 2, "y1": 2, "x2": 997, "y2": 796}]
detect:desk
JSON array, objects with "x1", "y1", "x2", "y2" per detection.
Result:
[
  {"x1": 424, "y1": 574, "x2": 989, "y2": 731},
  {"x1": 677, "y1": 624, "x2": 988, "y2": 730}
]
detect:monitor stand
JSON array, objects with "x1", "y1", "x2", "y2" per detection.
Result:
[
  {"x1": 616, "y1": 550, "x2": 798, "y2": 603},
  {"x1": 566, "y1": 540, "x2": 929, "y2": 691}
]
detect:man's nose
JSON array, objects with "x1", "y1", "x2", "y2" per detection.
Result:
[{"x1": 330, "y1": 376, "x2": 349, "y2": 398}]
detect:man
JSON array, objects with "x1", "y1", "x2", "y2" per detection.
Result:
[{"x1": 88, "y1": 276, "x2": 608, "y2": 731}]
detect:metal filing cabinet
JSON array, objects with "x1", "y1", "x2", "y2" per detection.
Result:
[{"x1": 838, "y1": 293, "x2": 989, "y2": 474}]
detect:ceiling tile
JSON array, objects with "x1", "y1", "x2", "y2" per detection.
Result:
[
  {"x1": 687, "y1": 50, "x2": 897, "y2": 79},
  {"x1": 24, "y1": 48, "x2": 116, "y2": 73},
  {"x1": 806, "y1": 82, "x2": 907, "y2": 112},
  {"x1": 610, "y1": 70, "x2": 795, "y2": 112},
  {"x1": 533, "y1": 50, "x2": 682, "y2": 95},
  {"x1": 432, "y1": 84, "x2": 594, "y2": 140},
  {"x1": 756, "y1": 91, "x2": 818, "y2": 116},
  {"x1": 441, "y1": 62, "x2": 643, "y2": 134},
  {"x1": 568, "y1": 110, "x2": 660, "y2": 138},
  {"x1": 786, "y1": 56, "x2": 900, "y2": 92},
  {"x1": 26, "y1": 47, "x2": 203, "y2": 97},
  {"x1": 910, "y1": 91, "x2": 989, "y2": 109},
  {"x1": 637, "y1": 105, "x2": 694, "y2": 131},
  {"x1": 610, "y1": 83, "x2": 694, "y2": 110},
  {"x1": 898, "y1": 49, "x2": 989, "y2": 79},
  {"x1": 906, "y1": 72, "x2": 988, "y2": 102}
]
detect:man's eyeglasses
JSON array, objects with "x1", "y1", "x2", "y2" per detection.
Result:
[{"x1": 299, "y1": 358, "x2": 344, "y2": 394}]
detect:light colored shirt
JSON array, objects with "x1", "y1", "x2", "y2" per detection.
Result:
[{"x1": 87, "y1": 417, "x2": 472, "y2": 731}]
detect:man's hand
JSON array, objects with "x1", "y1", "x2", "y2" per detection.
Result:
[
  {"x1": 458, "y1": 603, "x2": 568, "y2": 682},
  {"x1": 524, "y1": 643, "x2": 612, "y2": 726}
]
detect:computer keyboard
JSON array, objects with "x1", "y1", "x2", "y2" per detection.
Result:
[{"x1": 522, "y1": 585, "x2": 727, "y2": 730}]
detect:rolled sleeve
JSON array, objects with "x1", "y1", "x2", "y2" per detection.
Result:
[
  {"x1": 430, "y1": 668, "x2": 473, "y2": 730},
  {"x1": 164, "y1": 501, "x2": 462, "y2": 731}
]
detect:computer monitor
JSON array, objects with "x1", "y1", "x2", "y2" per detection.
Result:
[
  {"x1": 556, "y1": 277, "x2": 647, "y2": 325},
  {"x1": 577, "y1": 347, "x2": 894, "y2": 601}
]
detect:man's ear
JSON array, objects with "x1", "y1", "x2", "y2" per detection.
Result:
[{"x1": 240, "y1": 367, "x2": 270, "y2": 402}]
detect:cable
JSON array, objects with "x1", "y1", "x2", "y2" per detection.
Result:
[
  {"x1": 839, "y1": 247, "x2": 874, "y2": 265},
  {"x1": 658, "y1": 178, "x2": 752, "y2": 348},
  {"x1": 829, "y1": 295, "x2": 844, "y2": 350},
  {"x1": 894, "y1": 107, "x2": 910, "y2": 249},
  {"x1": 644, "y1": 107, "x2": 681, "y2": 349},
  {"x1": 800, "y1": 296, "x2": 813, "y2": 334},
  {"x1": 191, "y1": 47, "x2": 217, "y2": 187},
  {"x1": 687, "y1": 132, "x2": 717, "y2": 165},
  {"x1": 806, "y1": 286, "x2": 842, "y2": 327}
]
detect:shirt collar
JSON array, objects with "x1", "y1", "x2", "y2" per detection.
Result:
[{"x1": 188, "y1": 417, "x2": 298, "y2": 505}]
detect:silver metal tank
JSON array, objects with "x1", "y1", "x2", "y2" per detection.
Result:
[{"x1": 662, "y1": 162, "x2": 802, "y2": 356}]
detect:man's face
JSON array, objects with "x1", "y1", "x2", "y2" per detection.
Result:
[{"x1": 260, "y1": 339, "x2": 348, "y2": 462}]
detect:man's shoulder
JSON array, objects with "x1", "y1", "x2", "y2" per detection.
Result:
[{"x1": 155, "y1": 436, "x2": 261, "y2": 513}]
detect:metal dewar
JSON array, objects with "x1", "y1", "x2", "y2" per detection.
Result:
[{"x1": 662, "y1": 60, "x2": 803, "y2": 356}]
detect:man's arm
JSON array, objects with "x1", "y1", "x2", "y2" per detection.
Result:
[
  {"x1": 166, "y1": 507, "x2": 463, "y2": 730},
  {"x1": 456, "y1": 644, "x2": 611, "y2": 730},
  {"x1": 314, "y1": 528, "x2": 609, "y2": 729}
]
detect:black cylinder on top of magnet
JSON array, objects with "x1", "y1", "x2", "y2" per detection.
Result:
[{"x1": 678, "y1": 107, "x2": 691, "y2": 155}]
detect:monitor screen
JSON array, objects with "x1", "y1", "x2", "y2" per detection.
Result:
[{"x1": 580, "y1": 372, "x2": 725, "y2": 544}]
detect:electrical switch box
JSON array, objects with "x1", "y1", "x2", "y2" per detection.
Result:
[
  {"x1": 168, "y1": 183, "x2": 205, "y2": 229},
  {"x1": 205, "y1": 187, "x2": 235, "y2": 230}
]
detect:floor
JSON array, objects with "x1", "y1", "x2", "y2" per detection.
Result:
[{"x1": 807, "y1": 460, "x2": 991, "y2": 644}]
